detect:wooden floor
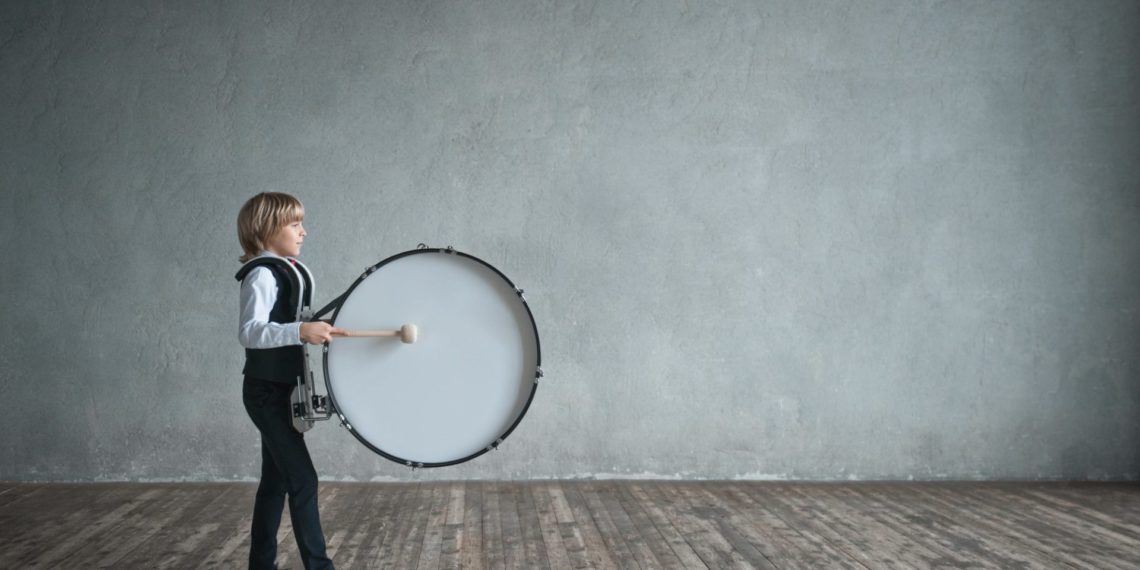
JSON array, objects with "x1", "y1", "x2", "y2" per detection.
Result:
[{"x1": 0, "y1": 481, "x2": 1138, "y2": 569}]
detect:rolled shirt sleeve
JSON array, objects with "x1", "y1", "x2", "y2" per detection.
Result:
[{"x1": 238, "y1": 266, "x2": 302, "y2": 348}]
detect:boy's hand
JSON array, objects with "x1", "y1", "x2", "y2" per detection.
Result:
[{"x1": 300, "y1": 321, "x2": 343, "y2": 345}]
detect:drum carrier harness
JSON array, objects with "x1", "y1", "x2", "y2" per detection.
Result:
[{"x1": 235, "y1": 256, "x2": 332, "y2": 432}]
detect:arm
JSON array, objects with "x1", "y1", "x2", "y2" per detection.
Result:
[{"x1": 238, "y1": 267, "x2": 302, "y2": 348}]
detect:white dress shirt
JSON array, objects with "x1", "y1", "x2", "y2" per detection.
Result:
[{"x1": 238, "y1": 251, "x2": 304, "y2": 349}]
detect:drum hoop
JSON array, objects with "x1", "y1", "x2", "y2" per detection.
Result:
[{"x1": 322, "y1": 247, "x2": 543, "y2": 468}]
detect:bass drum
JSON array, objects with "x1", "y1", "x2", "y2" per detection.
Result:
[{"x1": 323, "y1": 246, "x2": 542, "y2": 467}]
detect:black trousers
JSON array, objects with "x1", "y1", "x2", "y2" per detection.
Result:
[{"x1": 242, "y1": 376, "x2": 335, "y2": 570}]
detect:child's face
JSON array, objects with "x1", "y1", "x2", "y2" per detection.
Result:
[{"x1": 266, "y1": 220, "x2": 306, "y2": 257}]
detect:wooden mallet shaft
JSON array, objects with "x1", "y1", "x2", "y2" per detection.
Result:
[{"x1": 331, "y1": 323, "x2": 418, "y2": 344}]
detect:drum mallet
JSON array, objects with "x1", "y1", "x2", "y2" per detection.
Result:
[{"x1": 331, "y1": 324, "x2": 418, "y2": 344}]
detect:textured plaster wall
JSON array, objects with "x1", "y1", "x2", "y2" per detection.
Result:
[{"x1": 1, "y1": 1, "x2": 1138, "y2": 482}]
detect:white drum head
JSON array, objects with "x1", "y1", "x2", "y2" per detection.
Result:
[{"x1": 324, "y1": 248, "x2": 541, "y2": 467}]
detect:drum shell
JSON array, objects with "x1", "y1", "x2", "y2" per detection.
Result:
[{"x1": 322, "y1": 247, "x2": 542, "y2": 468}]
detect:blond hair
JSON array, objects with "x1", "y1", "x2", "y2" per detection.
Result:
[{"x1": 237, "y1": 192, "x2": 305, "y2": 263}]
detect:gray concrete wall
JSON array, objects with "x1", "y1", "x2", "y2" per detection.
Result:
[{"x1": 2, "y1": 0, "x2": 1138, "y2": 482}]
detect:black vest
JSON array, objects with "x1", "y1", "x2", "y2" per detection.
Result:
[{"x1": 234, "y1": 256, "x2": 314, "y2": 384}]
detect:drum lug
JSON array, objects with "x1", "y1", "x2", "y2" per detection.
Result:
[
  {"x1": 488, "y1": 438, "x2": 504, "y2": 451},
  {"x1": 407, "y1": 461, "x2": 424, "y2": 471},
  {"x1": 416, "y1": 243, "x2": 429, "y2": 250},
  {"x1": 444, "y1": 245, "x2": 456, "y2": 254},
  {"x1": 535, "y1": 367, "x2": 543, "y2": 383}
]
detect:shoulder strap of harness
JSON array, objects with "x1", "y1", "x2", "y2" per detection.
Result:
[{"x1": 234, "y1": 257, "x2": 312, "y2": 319}]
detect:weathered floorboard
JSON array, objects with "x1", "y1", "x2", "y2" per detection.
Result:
[{"x1": 0, "y1": 480, "x2": 1136, "y2": 569}]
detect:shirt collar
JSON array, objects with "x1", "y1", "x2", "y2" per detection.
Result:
[{"x1": 256, "y1": 250, "x2": 303, "y2": 268}]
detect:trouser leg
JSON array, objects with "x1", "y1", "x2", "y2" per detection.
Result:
[
  {"x1": 267, "y1": 432, "x2": 333, "y2": 570},
  {"x1": 244, "y1": 377, "x2": 334, "y2": 570},
  {"x1": 249, "y1": 435, "x2": 287, "y2": 569}
]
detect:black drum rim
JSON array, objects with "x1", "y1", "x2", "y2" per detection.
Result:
[{"x1": 322, "y1": 247, "x2": 542, "y2": 468}]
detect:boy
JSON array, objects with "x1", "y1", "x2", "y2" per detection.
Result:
[{"x1": 235, "y1": 192, "x2": 340, "y2": 570}]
